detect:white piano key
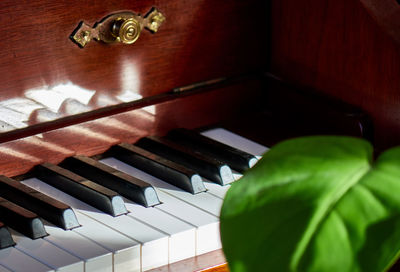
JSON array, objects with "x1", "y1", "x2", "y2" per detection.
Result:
[
  {"x1": 233, "y1": 172, "x2": 243, "y2": 181},
  {"x1": 75, "y1": 204, "x2": 168, "y2": 271},
  {"x1": 0, "y1": 264, "x2": 11, "y2": 272},
  {"x1": 73, "y1": 213, "x2": 140, "y2": 272},
  {"x1": 0, "y1": 128, "x2": 265, "y2": 272},
  {"x1": 203, "y1": 182, "x2": 230, "y2": 199},
  {"x1": 22, "y1": 179, "x2": 140, "y2": 272},
  {"x1": 55, "y1": 198, "x2": 166, "y2": 270},
  {"x1": 155, "y1": 191, "x2": 221, "y2": 255},
  {"x1": 0, "y1": 247, "x2": 53, "y2": 272},
  {"x1": 101, "y1": 158, "x2": 224, "y2": 217},
  {"x1": 124, "y1": 199, "x2": 195, "y2": 263},
  {"x1": 43, "y1": 223, "x2": 113, "y2": 272},
  {"x1": 11, "y1": 231, "x2": 83, "y2": 272},
  {"x1": 101, "y1": 158, "x2": 223, "y2": 255},
  {"x1": 22, "y1": 178, "x2": 168, "y2": 271},
  {"x1": 201, "y1": 128, "x2": 269, "y2": 156}
]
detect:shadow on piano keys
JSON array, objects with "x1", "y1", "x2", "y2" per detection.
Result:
[
  {"x1": 0, "y1": 74, "x2": 372, "y2": 271},
  {"x1": 0, "y1": 127, "x2": 267, "y2": 272}
]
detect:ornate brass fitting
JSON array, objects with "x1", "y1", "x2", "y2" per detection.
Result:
[{"x1": 70, "y1": 8, "x2": 165, "y2": 48}]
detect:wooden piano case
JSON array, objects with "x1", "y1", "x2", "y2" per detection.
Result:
[
  {"x1": 0, "y1": 0, "x2": 269, "y2": 176},
  {"x1": 0, "y1": 0, "x2": 399, "y2": 270}
]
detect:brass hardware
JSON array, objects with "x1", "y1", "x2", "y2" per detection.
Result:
[
  {"x1": 70, "y1": 8, "x2": 165, "y2": 48},
  {"x1": 146, "y1": 9, "x2": 166, "y2": 33}
]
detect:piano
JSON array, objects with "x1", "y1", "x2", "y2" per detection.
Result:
[{"x1": 0, "y1": 0, "x2": 396, "y2": 271}]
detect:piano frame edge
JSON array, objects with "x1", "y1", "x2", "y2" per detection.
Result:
[
  {"x1": 0, "y1": 73, "x2": 371, "y2": 179},
  {"x1": 0, "y1": 74, "x2": 372, "y2": 271},
  {"x1": 147, "y1": 249, "x2": 228, "y2": 272},
  {"x1": 1, "y1": 75, "x2": 265, "y2": 178}
]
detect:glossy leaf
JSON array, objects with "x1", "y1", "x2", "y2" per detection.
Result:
[{"x1": 220, "y1": 136, "x2": 400, "y2": 272}]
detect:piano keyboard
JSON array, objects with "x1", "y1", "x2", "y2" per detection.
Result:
[{"x1": 0, "y1": 128, "x2": 268, "y2": 272}]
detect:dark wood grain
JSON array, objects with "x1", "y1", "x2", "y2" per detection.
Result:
[
  {"x1": 0, "y1": 77, "x2": 264, "y2": 177},
  {"x1": 269, "y1": 0, "x2": 400, "y2": 150},
  {"x1": 0, "y1": 1, "x2": 392, "y2": 270},
  {"x1": 148, "y1": 249, "x2": 228, "y2": 272},
  {"x1": 223, "y1": 75, "x2": 372, "y2": 148},
  {"x1": 359, "y1": 0, "x2": 400, "y2": 44},
  {"x1": 0, "y1": 74, "x2": 369, "y2": 179},
  {"x1": 0, "y1": 0, "x2": 267, "y2": 122}
]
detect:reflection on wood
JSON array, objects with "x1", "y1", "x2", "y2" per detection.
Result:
[
  {"x1": 0, "y1": 78, "x2": 263, "y2": 177},
  {"x1": 0, "y1": 0, "x2": 266, "y2": 120},
  {"x1": 270, "y1": 0, "x2": 400, "y2": 149},
  {"x1": 359, "y1": 0, "x2": 400, "y2": 44},
  {"x1": 148, "y1": 249, "x2": 228, "y2": 272}
]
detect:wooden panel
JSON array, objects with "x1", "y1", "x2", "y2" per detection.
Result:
[
  {"x1": 0, "y1": 77, "x2": 264, "y2": 177},
  {"x1": 269, "y1": 0, "x2": 400, "y2": 150},
  {"x1": 0, "y1": 0, "x2": 267, "y2": 101},
  {"x1": 224, "y1": 75, "x2": 373, "y2": 147},
  {"x1": 148, "y1": 249, "x2": 228, "y2": 272},
  {"x1": 0, "y1": 73, "x2": 371, "y2": 178},
  {"x1": 359, "y1": 0, "x2": 400, "y2": 44}
]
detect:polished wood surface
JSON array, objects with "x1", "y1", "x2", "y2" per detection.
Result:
[
  {"x1": 270, "y1": 0, "x2": 400, "y2": 150},
  {"x1": 200, "y1": 264, "x2": 228, "y2": 272},
  {"x1": 1, "y1": 1, "x2": 397, "y2": 271},
  {"x1": 1, "y1": 73, "x2": 370, "y2": 179},
  {"x1": 225, "y1": 75, "x2": 373, "y2": 148},
  {"x1": 148, "y1": 249, "x2": 228, "y2": 272},
  {"x1": 359, "y1": 0, "x2": 400, "y2": 44},
  {"x1": 0, "y1": 0, "x2": 267, "y2": 128},
  {"x1": 2, "y1": 77, "x2": 264, "y2": 178}
]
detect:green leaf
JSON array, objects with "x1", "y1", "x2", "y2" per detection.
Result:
[{"x1": 220, "y1": 136, "x2": 400, "y2": 272}]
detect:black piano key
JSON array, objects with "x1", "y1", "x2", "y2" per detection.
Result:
[
  {"x1": 34, "y1": 163, "x2": 128, "y2": 217},
  {"x1": 167, "y1": 128, "x2": 258, "y2": 173},
  {"x1": 0, "y1": 197, "x2": 47, "y2": 239},
  {"x1": 59, "y1": 156, "x2": 160, "y2": 207},
  {"x1": 111, "y1": 143, "x2": 206, "y2": 194},
  {"x1": 0, "y1": 175, "x2": 80, "y2": 230},
  {"x1": 0, "y1": 222, "x2": 15, "y2": 249},
  {"x1": 135, "y1": 136, "x2": 235, "y2": 185}
]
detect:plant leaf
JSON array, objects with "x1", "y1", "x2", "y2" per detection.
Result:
[{"x1": 220, "y1": 136, "x2": 400, "y2": 272}]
